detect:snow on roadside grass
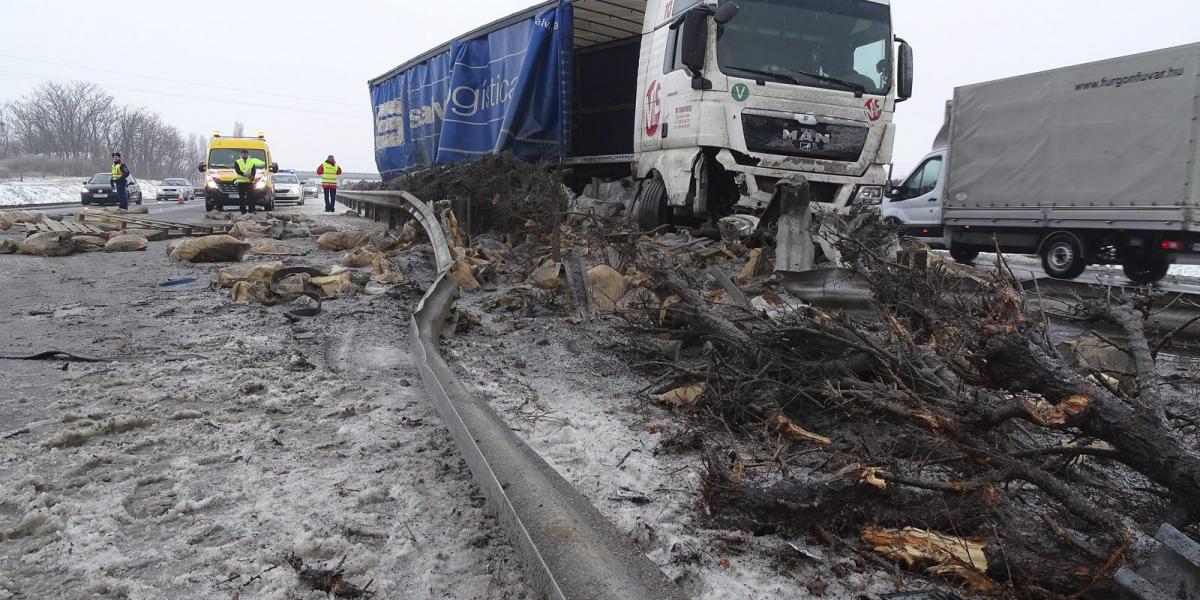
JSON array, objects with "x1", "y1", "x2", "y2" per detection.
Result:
[{"x1": 0, "y1": 177, "x2": 158, "y2": 206}]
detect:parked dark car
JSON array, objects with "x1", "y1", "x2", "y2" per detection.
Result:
[
  {"x1": 80, "y1": 172, "x2": 143, "y2": 206},
  {"x1": 156, "y1": 178, "x2": 195, "y2": 202}
]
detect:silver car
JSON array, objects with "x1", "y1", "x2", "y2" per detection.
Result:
[
  {"x1": 302, "y1": 178, "x2": 321, "y2": 199},
  {"x1": 273, "y1": 173, "x2": 304, "y2": 205},
  {"x1": 157, "y1": 178, "x2": 195, "y2": 202}
]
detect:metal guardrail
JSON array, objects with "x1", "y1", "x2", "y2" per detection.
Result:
[
  {"x1": 1022, "y1": 276, "x2": 1200, "y2": 345},
  {"x1": 338, "y1": 189, "x2": 686, "y2": 600},
  {"x1": 0, "y1": 201, "x2": 80, "y2": 212}
]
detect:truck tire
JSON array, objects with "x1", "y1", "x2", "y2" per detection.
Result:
[
  {"x1": 1122, "y1": 256, "x2": 1170, "y2": 285},
  {"x1": 1040, "y1": 232, "x2": 1086, "y2": 280},
  {"x1": 949, "y1": 245, "x2": 980, "y2": 264},
  {"x1": 632, "y1": 177, "x2": 668, "y2": 230}
]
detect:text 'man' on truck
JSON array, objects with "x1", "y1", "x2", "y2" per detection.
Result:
[
  {"x1": 369, "y1": 0, "x2": 912, "y2": 227},
  {"x1": 884, "y1": 43, "x2": 1200, "y2": 285}
]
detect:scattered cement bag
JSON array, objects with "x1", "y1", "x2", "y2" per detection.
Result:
[
  {"x1": 278, "y1": 223, "x2": 310, "y2": 239},
  {"x1": 587, "y1": 265, "x2": 629, "y2": 313},
  {"x1": 229, "y1": 220, "x2": 273, "y2": 239},
  {"x1": 214, "y1": 261, "x2": 285, "y2": 288},
  {"x1": 368, "y1": 230, "x2": 403, "y2": 252},
  {"x1": 527, "y1": 260, "x2": 563, "y2": 289},
  {"x1": 230, "y1": 281, "x2": 286, "y2": 306},
  {"x1": 0, "y1": 239, "x2": 17, "y2": 254},
  {"x1": 17, "y1": 232, "x2": 76, "y2": 257},
  {"x1": 2, "y1": 211, "x2": 44, "y2": 227},
  {"x1": 271, "y1": 212, "x2": 312, "y2": 223},
  {"x1": 104, "y1": 234, "x2": 149, "y2": 253},
  {"x1": 206, "y1": 211, "x2": 235, "y2": 221},
  {"x1": 450, "y1": 259, "x2": 480, "y2": 291},
  {"x1": 123, "y1": 228, "x2": 167, "y2": 242},
  {"x1": 250, "y1": 239, "x2": 305, "y2": 256},
  {"x1": 127, "y1": 206, "x2": 149, "y2": 215},
  {"x1": 317, "y1": 230, "x2": 369, "y2": 251},
  {"x1": 73, "y1": 235, "x2": 108, "y2": 252},
  {"x1": 340, "y1": 246, "x2": 384, "y2": 268},
  {"x1": 168, "y1": 235, "x2": 249, "y2": 263},
  {"x1": 309, "y1": 270, "x2": 354, "y2": 297},
  {"x1": 368, "y1": 255, "x2": 406, "y2": 286},
  {"x1": 310, "y1": 225, "x2": 339, "y2": 235},
  {"x1": 343, "y1": 209, "x2": 360, "y2": 218}
]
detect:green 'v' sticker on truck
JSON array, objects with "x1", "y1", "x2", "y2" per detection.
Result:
[{"x1": 731, "y1": 83, "x2": 750, "y2": 102}]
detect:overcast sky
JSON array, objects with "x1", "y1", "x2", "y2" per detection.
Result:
[{"x1": 5, "y1": 0, "x2": 1200, "y2": 174}]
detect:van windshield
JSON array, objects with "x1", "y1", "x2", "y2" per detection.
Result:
[
  {"x1": 208, "y1": 148, "x2": 267, "y2": 168},
  {"x1": 716, "y1": 0, "x2": 892, "y2": 95}
]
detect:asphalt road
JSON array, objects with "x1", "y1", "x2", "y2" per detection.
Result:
[{"x1": 33, "y1": 196, "x2": 316, "y2": 222}]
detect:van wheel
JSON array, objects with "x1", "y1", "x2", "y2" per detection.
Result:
[
  {"x1": 949, "y1": 245, "x2": 980, "y2": 264},
  {"x1": 1122, "y1": 256, "x2": 1170, "y2": 285},
  {"x1": 632, "y1": 177, "x2": 668, "y2": 230},
  {"x1": 1040, "y1": 232, "x2": 1086, "y2": 280}
]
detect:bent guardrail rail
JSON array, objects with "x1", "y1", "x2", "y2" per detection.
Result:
[{"x1": 339, "y1": 189, "x2": 687, "y2": 600}]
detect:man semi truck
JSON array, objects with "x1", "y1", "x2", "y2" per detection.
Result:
[
  {"x1": 370, "y1": 0, "x2": 913, "y2": 228},
  {"x1": 883, "y1": 43, "x2": 1200, "y2": 285}
]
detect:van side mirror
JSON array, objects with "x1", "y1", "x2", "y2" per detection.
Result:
[
  {"x1": 897, "y1": 40, "x2": 914, "y2": 101},
  {"x1": 198, "y1": 163, "x2": 206, "y2": 173},
  {"x1": 269, "y1": 163, "x2": 279, "y2": 173}
]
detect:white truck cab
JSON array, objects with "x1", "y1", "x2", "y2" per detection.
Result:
[{"x1": 631, "y1": 0, "x2": 911, "y2": 226}]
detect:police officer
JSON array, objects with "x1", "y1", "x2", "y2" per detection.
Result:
[
  {"x1": 111, "y1": 152, "x2": 131, "y2": 210},
  {"x1": 317, "y1": 155, "x2": 342, "y2": 213},
  {"x1": 233, "y1": 150, "x2": 265, "y2": 214}
]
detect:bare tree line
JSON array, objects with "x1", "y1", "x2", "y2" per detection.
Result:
[{"x1": 0, "y1": 81, "x2": 206, "y2": 180}]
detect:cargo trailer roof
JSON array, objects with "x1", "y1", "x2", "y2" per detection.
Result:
[{"x1": 369, "y1": 0, "x2": 647, "y2": 86}]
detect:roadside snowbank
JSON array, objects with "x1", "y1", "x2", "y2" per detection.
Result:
[{"x1": 0, "y1": 178, "x2": 158, "y2": 207}]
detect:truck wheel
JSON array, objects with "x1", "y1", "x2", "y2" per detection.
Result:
[
  {"x1": 1122, "y1": 256, "x2": 1170, "y2": 285},
  {"x1": 1040, "y1": 232, "x2": 1086, "y2": 280},
  {"x1": 949, "y1": 245, "x2": 980, "y2": 264},
  {"x1": 632, "y1": 178, "x2": 668, "y2": 230}
]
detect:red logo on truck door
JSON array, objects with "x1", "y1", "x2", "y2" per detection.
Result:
[
  {"x1": 865, "y1": 98, "x2": 883, "y2": 122},
  {"x1": 644, "y1": 80, "x2": 662, "y2": 137}
]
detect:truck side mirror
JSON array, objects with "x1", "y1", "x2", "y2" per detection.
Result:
[
  {"x1": 897, "y1": 40, "x2": 914, "y2": 101},
  {"x1": 713, "y1": 1, "x2": 739, "y2": 24},
  {"x1": 269, "y1": 162, "x2": 279, "y2": 173},
  {"x1": 198, "y1": 163, "x2": 206, "y2": 173},
  {"x1": 679, "y1": 10, "x2": 708, "y2": 75}
]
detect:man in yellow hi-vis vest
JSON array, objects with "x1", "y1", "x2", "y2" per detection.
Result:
[
  {"x1": 111, "y1": 152, "x2": 131, "y2": 210},
  {"x1": 233, "y1": 149, "x2": 265, "y2": 214},
  {"x1": 317, "y1": 155, "x2": 342, "y2": 213}
]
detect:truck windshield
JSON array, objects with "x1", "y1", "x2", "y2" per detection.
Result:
[
  {"x1": 208, "y1": 149, "x2": 267, "y2": 168},
  {"x1": 716, "y1": 0, "x2": 892, "y2": 96}
]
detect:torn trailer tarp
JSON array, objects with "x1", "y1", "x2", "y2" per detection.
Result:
[{"x1": 371, "y1": 2, "x2": 573, "y2": 179}]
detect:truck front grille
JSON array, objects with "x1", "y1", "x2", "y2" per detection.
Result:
[
  {"x1": 217, "y1": 182, "x2": 238, "y2": 194},
  {"x1": 742, "y1": 113, "x2": 868, "y2": 162}
]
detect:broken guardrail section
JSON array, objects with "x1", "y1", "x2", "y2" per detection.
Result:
[{"x1": 339, "y1": 190, "x2": 687, "y2": 600}]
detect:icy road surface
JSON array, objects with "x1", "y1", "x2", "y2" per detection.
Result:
[{"x1": 0, "y1": 204, "x2": 525, "y2": 599}]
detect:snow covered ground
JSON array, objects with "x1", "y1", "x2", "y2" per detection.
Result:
[
  {"x1": 0, "y1": 178, "x2": 158, "y2": 207},
  {"x1": 0, "y1": 206, "x2": 526, "y2": 599}
]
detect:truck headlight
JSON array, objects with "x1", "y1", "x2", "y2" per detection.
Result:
[
  {"x1": 255, "y1": 179, "x2": 267, "y2": 190},
  {"x1": 854, "y1": 185, "x2": 884, "y2": 205},
  {"x1": 206, "y1": 178, "x2": 218, "y2": 189}
]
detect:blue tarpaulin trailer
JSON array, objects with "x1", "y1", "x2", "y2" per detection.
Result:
[{"x1": 369, "y1": 0, "x2": 646, "y2": 180}]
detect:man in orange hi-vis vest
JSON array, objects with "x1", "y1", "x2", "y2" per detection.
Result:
[{"x1": 316, "y1": 155, "x2": 343, "y2": 213}]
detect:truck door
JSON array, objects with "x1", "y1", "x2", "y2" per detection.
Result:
[
  {"x1": 638, "y1": 0, "x2": 703, "y2": 154},
  {"x1": 886, "y1": 154, "x2": 943, "y2": 237}
]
